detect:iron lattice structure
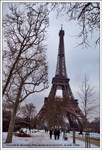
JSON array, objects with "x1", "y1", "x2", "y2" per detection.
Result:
[
  {"x1": 55, "y1": 27, "x2": 67, "y2": 77},
  {"x1": 36, "y1": 27, "x2": 85, "y2": 130}
]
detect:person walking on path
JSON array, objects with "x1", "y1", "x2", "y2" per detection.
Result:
[
  {"x1": 57, "y1": 129, "x2": 60, "y2": 139},
  {"x1": 54, "y1": 129, "x2": 57, "y2": 140},
  {"x1": 49, "y1": 129, "x2": 52, "y2": 139}
]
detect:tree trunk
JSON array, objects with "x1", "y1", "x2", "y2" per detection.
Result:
[
  {"x1": 5, "y1": 81, "x2": 23, "y2": 143},
  {"x1": 5, "y1": 101, "x2": 19, "y2": 143}
]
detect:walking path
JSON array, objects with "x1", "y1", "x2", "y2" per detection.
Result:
[{"x1": 70, "y1": 136, "x2": 100, "y2": 147}]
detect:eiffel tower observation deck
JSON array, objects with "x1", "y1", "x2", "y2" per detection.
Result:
[{"x1": 36, "y1": 26, "x2": 85, "y2": 130}]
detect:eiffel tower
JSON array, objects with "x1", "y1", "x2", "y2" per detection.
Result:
[{"x1": 36, "y1": 26, "x2": 85, "y2": 130}]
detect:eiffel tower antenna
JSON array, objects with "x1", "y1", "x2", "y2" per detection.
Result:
[{"x1": 61, "y1": 24, "x2": 63, "y2": 30}]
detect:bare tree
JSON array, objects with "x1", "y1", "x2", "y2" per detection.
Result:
[
  {"x1": 3, "y1": 3, "x2": 49, "y2": 95},
  {"x1": 77, "y1": 75, "x2": 99, "y2": 147},
  {"x1": 3, "y1": 3, "x2": 49, "y2": 143},
  {"x1": 21, "y1": 103, "x2": 36, "y2": 131},
  {"x1": 45, "y1": 96, "x2": 67, "y2": 129},
  {"x1": 77, "y1": 75, "x2": 99, "y2": 130},
  {"x1": 50, "y1": 2, "x2": 100, "y2": 47}
]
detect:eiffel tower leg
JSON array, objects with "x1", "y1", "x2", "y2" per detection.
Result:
[
  {"x1": 63, "y1": 84, "x2": 74, "y2": 99},
  {"x1": 48, "y1": 84, "x2": 57, "y2": 97},
  {"x1": 67, "y1": 113, "x2": 76, "y2": 144},
  {"x1": 67, "y1": 112, "x2": 74, "y2": 129}
]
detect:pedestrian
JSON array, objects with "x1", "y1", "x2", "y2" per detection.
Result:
[
  {"x1": 49, "y1": 129, "x2": 52, "y2": 139},
  {"x1": 57, "y1": 129, "x2": 60, "y2": 139},
  {"x1": 54, "y1": 129, "x2": 57, "y2": 140}
]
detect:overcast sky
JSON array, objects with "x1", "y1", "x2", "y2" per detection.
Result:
[
  {"x1": 2, "y1": 2, "x2": 100, "y2": 120},
  {"x1": 26, "y1": 6, "x2": 100, "y2": 120}
]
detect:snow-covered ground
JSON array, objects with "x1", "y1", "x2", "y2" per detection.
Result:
[
  {"x1": 74, "y1": 131, "x2": 100, "y2": 140},
  {"x1": 2, "y1": 129, "x2": 100, "y2": 148}
]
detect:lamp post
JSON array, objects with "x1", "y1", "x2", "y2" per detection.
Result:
[{"x1": 72, "y1": 114, "x2": 75, "y2": 144}]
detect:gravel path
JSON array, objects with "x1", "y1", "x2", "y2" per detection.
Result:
[{"x1": 74, "y1": 136, "x2": 100, "y2": 147}]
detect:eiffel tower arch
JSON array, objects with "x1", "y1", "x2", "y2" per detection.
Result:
[{"x1": 36, "y1": 26, "x2": 85, "y2": 131}]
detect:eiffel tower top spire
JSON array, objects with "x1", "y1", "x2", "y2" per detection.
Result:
[
  {"x1": 61, "y1": 24, "x2": 63, "y2": 30},
  {"x1": 55, "y1": 25, "x2": 67, "y2": 78}
]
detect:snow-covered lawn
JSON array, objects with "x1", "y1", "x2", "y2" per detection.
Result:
[
  {"x1": 75, "y1": 131, "x2": 100, "y2": 140},
  {"x1": 2, "y1": 130, "x2": 99, "y2": 148}
]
